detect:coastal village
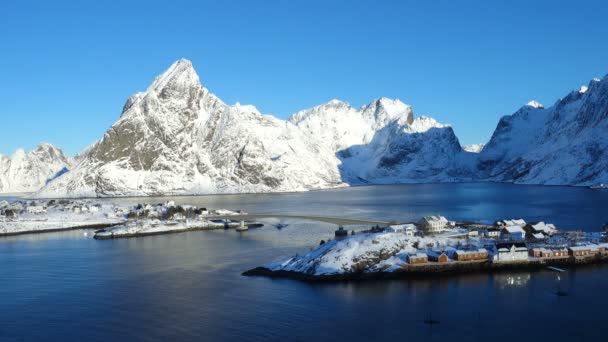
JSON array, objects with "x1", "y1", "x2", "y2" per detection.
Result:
[
  {"x1": 0, "y1": 199, "x2": 257, "y2": 238},
  {"x1": 4, "y1": 198, "x2": 608, "y2": 278},
  {"x1": 320, "y1": 214, "x2": 608, "y2": 274},
  {"x1": 253, "y1": 214, "x2": 608, "y2": 279}
]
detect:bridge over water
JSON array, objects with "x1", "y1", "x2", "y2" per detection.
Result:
[{"x1": 208, "y1": 214, "x2": 391, "y2": 226}]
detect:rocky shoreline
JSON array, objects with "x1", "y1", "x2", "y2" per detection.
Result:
[
  {"x1": 93, "y1": 222, "x2": 231, "y2": 240},
  {"x1": 0, "y1": 222, "x2": 122, "y2": 237},
  {"x1": 243, "y1": 254, "x2": 608, "y2": 282}
]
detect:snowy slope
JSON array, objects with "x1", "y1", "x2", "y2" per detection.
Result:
[
  {"x1": 0, "y1": 143, "x2": 73, "y2": 193},
  {"x1": 265, "y1": 232, "x2": 463, "y2": 275},
  {"x1": 33, "y1": 59, "x2": 608, "y2": 197},
  {"x1": 36, "y1": 59, "x2": 467, "y2": 198},
  {"x1": 37, "y1": 59, "x2": 348, "y2": 197},
  {"x1": 478, "y1": 76, "x2": 608, "y2": 186},
  {"x1": 463, "y1": 144, "x2": 484, "y2": 153}
]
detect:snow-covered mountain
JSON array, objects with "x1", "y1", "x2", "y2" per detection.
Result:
[
  {"x1": 0, "y1": 143, "x2": 73, "y2": 193},
  {"x1": 463, "y1": 144, "x2": 484, "y2": 153},
  {"x1": 36, "y1": 59, "x2": 464, "y2": 197},
  {"x1": 31, "y1": 59, "x2": 608, "y2": 197},
  {"x1": 478, "y1": 76, "x2": 608, "y2": 186}
]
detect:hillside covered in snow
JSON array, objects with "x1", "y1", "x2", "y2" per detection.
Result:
[
  {"x1": 35, "y1": 59, "x2": 470, "y2": 197},
  {"x1": 478, "y1": 79, "x2": 608, "y2": 186},
  {"x1": 0, "y1": 143, "x2": 73, "y2": 193},
  {"x1": 8, "y1": 58, "x2": 606, "y2": 197}
]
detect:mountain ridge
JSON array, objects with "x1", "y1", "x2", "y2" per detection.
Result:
[{"x1": 3, "y1": 59, "x2": 606, "y2": 197}]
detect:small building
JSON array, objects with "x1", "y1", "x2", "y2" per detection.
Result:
[
  {"x1": 7, "y1": 202, "x2": 24, "y2": 212},
  {"x1": 418, "y1": 215, "x2": 450, "y2": 234},
  {"x1": 524, "y1": 221, "x2": 556, "y2": 239},
  {"x1": 496, "y1": 219, "x2": 527, "y2": 227},
  {"x1": 596, "y1": 243, "x2": 608, "y2": 252},
  {"x1": 551, "y1": 248, "x2": 569, "y2": 257},
  {"x1": 26, "y1": 206, "x2": 47, "y2": 214},
  {"x1": 454, "y1": 249, "x2": 488, "y2": 261},
  {"x1": 407, "y1": 253, "x2": 428, "y2": 264},
  {"x1": 387, "y1": 224, "x2": 418, "y2": 236},
  {"x1": 386, "y1": 224, "x2": 405, "y2": 233},
  {"x1": 529, "y1": 248, "x2": 555, "y2": 258},
  {"x1": 500, "y1": 226, "x2": 526, "y2": 241},
  {"x1": 172, "y1": 212, "x2": 186, "y2": 221},
  {"x1": 568, "y1": 245, "x2": 594, "y2": 257},
  {"x1": 335, "y1": 226, "x2": 348, "y2": 238},
  {"x1": 428, "y1": 251, "x2": 449, "y2": 263},
  {"x1": 494, "y1": 242, "x2": 528, "y2": 261},
  {"x1": 484, "y1": 227, "x2": 501, "y2": 238}
]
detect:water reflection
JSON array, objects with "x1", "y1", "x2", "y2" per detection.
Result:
[{"x1": 494, "y1": 273, "x2": 531, "y2": 289}]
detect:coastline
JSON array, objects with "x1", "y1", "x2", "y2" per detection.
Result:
[
  {"x1": 16, "y1": 180, "x2": 605, "y2": 201},
  {"x1": 243, "y1": 254, "x2": 608, "y2": 282},
  {"x1": 0, "y1": 222, "x2": 122, "y2": 237},
  {"x1": 93, "y1": 222, "x2": 238, "y2": 240}
]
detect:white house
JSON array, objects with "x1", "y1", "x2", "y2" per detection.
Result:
[
  {"x1": 484, "y1": 228, "x2": 501, "y2": 238},
  {"x1": 524, "y1": 221, "x2": 556, "y2": 238},
  {"x1": 7, "y1": 202, "x2": 24, "y2": 211},
  {"x1": 26, "y1": 206, "x2": 47, "y2": 214},
  {"x1": 501, "y1": 226, "x2": 526, "y2": 241},
  {"x1": 497, "y1": 219, "x2": 527, "y2": 227},
  {"x1": 172, "y1": 212, "x2": 186, "y2": 221},
  {"x1": 494, "y1": 242, "x2": 528, "y2": 261},
  {"x1": 387, "y1": 223, "x2": 418, "y2": 236},
  {"x1": 418, "y1": 215, "x2": 450, "y2": 234}
]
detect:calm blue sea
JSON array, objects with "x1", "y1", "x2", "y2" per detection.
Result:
[{"x1": 2, "y1": 183, "x2": 608, "y2": 341}]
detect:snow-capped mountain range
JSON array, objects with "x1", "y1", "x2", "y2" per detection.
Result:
[
  {"x1": 2, "y1": 59, "x2": 606, "y2": 197},
  {"x1": 478, "y1": 79, "x2": 608, "y2": 185},
  {"x1": 0, "y1": 143, "x2": 73, "y2": 193}
]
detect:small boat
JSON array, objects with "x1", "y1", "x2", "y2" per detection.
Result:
[{"x1": 275, "y1": 223, "x2": 287, "y2": 229}]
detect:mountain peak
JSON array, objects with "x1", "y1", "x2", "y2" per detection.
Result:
[
  {"x1": 526, "y1": 100, "x2": 544, "y2": 109},
  {"x1": 146, "y1": 58, "x2": 201, "y2": 94},
  {"x1": 362, "y1": 97, "x2": 413, "y2": 126}
]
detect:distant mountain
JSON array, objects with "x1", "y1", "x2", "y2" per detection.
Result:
[
  {"x1": 36, "y1": 59, "x2": 465, "y2": 197},
  {"x1": 29, "y1": 59, "x2": 608, "y2": 197},
  {"x1": 478, "y1": 77, "x2": 608, "y2": 186},
  {"x1": 463, "y1": 144, "x2": 484, "y2": 153},
  {"x1": 0, "y1": 143, "x2": 73, "y2": 193}
]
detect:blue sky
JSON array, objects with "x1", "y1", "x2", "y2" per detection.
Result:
[{"x1": 1, "y1": 0, "x2": 608, "y2": 156}]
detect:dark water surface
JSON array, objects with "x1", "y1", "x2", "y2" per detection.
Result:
[{"x1": 2, "y1": 183, "x2": 608, "y2": 341}]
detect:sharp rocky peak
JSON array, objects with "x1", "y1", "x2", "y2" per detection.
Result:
[
  {"x1": 147, "y1": 58, "x2": 200, "y2": 92},
  {"x1": 361, "y1": 97, "x2": 414, "y2": 126}
]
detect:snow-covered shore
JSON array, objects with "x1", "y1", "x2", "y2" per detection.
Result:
[
  {"x1": 0, "y1": 198, "x2": 248, "y2": 237},
  {"x1": 93, "y1": 220, "x2": 228, "y2": 239},
  {"x1": 0, "y1": 200, "x2": 124, "y2": 236},
  {"x1": 244, "y1": 229, "x2": 608, "y2": 281}
]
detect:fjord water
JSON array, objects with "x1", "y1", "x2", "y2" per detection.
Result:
[{"x1": 2, "y1": 183, "x2": 608, "y2": 341}]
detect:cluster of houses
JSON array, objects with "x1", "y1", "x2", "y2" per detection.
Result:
[
  {"x1": 0, "y1": 200, "x2": 106, "y2": 220},
  {"x1": 0, "y1": 198, "x2": 246, "y2": 226},
  {"x1": 382, "y1": 215, "x2": 608, "y2": 266},
  {"x1": 405, "y1": 241, "x2": 608, "y2": 266},
  {"x1": 387, "y1": 215, "x2": 559, "y2": 242}
]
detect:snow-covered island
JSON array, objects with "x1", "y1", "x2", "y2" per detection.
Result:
[
  {"x1": 0, "y1": 199, "x2": 258, "y2": 238},
  {"x1": 0, "y1": 199, "x2": 124, "y2": 236},
  {"x1": 244, "y1": 216, "x2": 608, "y2": 281},
  {"x1": 93, "y1": 203, "x2": 260, "y2": 239}
]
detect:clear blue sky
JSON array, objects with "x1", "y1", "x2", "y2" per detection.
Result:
[{"x1": 1, "y1": 0, "x2": 608, "y2": 156}]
